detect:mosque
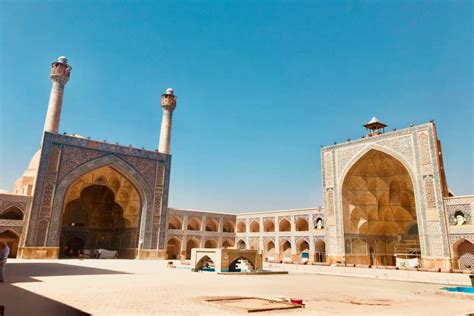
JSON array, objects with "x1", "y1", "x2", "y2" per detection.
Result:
[{"x1": 0, "y1": 57, "x2": 472, "y2": 270}]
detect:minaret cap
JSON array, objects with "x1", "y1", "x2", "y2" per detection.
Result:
[
  {"x1": 161, "y1": 87, "x2": 177, "y2": 110},
  {"x1": 363, "y1": 116, "x2": 387, "y2": 137},
  {"x1": 57, "y1": 56, "x2": 68, "y2": 64}
]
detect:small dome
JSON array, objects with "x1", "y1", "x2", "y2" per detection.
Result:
[
  {"x1": 57, "y1": 56, "x2": 68, "y2": 64},
  {"x1": 166, "y1": 88, "x2": 174, "y2": 95},
  {"x1": 27, "y1": 149, "x2": 41, "y2": 171}
]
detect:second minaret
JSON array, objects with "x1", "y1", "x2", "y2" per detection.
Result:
[{"x1": 158, "y1": 88, "x2": 177, "y2": 154}]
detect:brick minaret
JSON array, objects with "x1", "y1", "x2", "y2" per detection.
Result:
[
  {"x1": 158, "y1": 88, "x2": 177, "y2": 154},
  {"x1": 43, "y1": 56, "x2": 71, "y2": 133}
]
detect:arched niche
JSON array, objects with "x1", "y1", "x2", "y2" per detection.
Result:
[
  {"x1": 205, "y1": 218, "x2": 219, "y2": 232},
  {"x1": 168, "y1": 216, "x2": 182, "y2": 230},
  {"x1": 204, "y1": 239, "x2": 218, "y2": 248},
  {"x1": 186, "y1": 238, "x2": 200, "y2": 260},
  {"x1": 236, "y1": 239, "x2": 246, "y2": 250},
  {"x1": 236, "y1": 221, "x2": 246, "y2": 233},
  {"x1": 279, "y1": 219, "x2": 291, "y2": 232},
  {"x1": 295, "y1": 217, "x2": 309, "y2": 231},
  {"x1": 263, "y1": 219, "x2": 275, "y2": 232},
  {"x1": 223, "y1": 220, "x2": 234, "y2": 233},
  {"x1": 222, "y1": 239, "x2": 234, "y2": 248},
  {"x1": 58, "y1": 164, "x2": 142, "y2": 258},
  {"x1": 0, "y1": 206, "x2": 24, "y2": 220},
  {"x1": 187, "y1": 217, "x2": 201, "y2": 231},
  {"x1": 249, "y1": 220, "x2": 260, "y2": 233},
  {"x1": 342, "y1": 149, "x2": 420, "y2": 266},
  {"x1": 166, "y1": 237, "x2": 182, "y2": 260}
]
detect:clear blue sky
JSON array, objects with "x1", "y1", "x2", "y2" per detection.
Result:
[{"x1": 1, "y1": 0, "x2": 472, "y2": 212}]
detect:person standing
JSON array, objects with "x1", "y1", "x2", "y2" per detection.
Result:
[{"x1": 0, "y1": 242, "x2": 10, "y2": 283}]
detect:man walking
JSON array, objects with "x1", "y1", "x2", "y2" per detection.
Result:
[{"x1": 0, "y1": 242, "x2": 10, "y2": 283}]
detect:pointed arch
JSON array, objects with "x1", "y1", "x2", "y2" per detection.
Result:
[
  {"x1": 168, "y1": 216, "x2": 182, "y2": 230},
  {"x1": 223, "y1": 220, "x2": 234, "y2": 233},
  {"x1": 341, "y1": 149, "x2": 420, "y2": 266},
  {"x1": 166, "y1": 237, "x2": 182, "y2": 259},
  {"x1": 236, "y1": 239, "x2": 246, "y2": 250},
  {"x1": 49, "y1": 155, "x2": 153, "y2": 249},
  {"x1": 204, "y1": 239, "x2": 218, "y2": 248},
  {"x1": 0, "y1": 206, "x2": 24, "y2": 220},
  {"x1": 279, "y1": 218, "x2": 291, "y2": 232},
  {"x1": 229, "y1": 256, "x2": 255, "y2": 272},
  {"x1": 453, "y1": 238, "x2": 474, "y2": 270},
  {"x1": 265, "y1": 240, "x2": 276, "y2": 258},
  {"x1": 187, "y1": 217, "x2": 201, "y2": 231},
  {"x1": 249, "y1": 220, "x2": 260, "y2": 233},
  {"x1": 295, "y1": 217, "x2": 309, "y2": 231},
  {"x1": 280, "y1": 239, "x2": 292, "y2": 257},
  {"x1": 263, "y1": 218, "x2": 275, "y2": 232},
  {"x1": 0, "y1": 229, "x2": 20, "y2": 258},
  {"x1": 186, "y1": 238, "x2": 200, "y2": 259},
  {"x1": 236, "y1": 221, "x2": 246, "y2": 233},
  {"x1": 195, "y1": 255, "x2": 216, "y2": 271},
  {"x1": 314, "y1": 239, "x2": 326, "y2": 262},
  {"x1": 222, "y1": 239, "x2": 234, "y2": 248},
  {"x1": 206, "y1": 218, "x2": 219, "y2": 232}
]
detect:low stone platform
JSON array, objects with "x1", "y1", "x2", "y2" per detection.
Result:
[
  {"x1": 267, "y1": 263, "x2": 472, "y2": 286},
  {"x1": 217, "y1": 271, "x2": 288, "y2": 275}
]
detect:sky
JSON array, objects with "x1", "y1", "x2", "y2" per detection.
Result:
[{"x1": 0, "y1": 0, "x2": 472, "y2": 212}]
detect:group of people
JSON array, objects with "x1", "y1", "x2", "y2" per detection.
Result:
[{"x1": 0, "y1": 242, "x2": 10, "y2": 282}]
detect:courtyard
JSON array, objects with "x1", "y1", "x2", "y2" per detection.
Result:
[{"x1": 0, "y1": 259, "x2": 472, "y2": 315}]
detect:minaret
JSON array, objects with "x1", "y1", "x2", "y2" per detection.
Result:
[
  {"x1": 158, "y1": 88, "x2": 177, "y2": 154},
  {"x1": 43, "y1": 56, "x2": 72, "y2": 133}
]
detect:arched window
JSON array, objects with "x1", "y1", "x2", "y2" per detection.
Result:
[
  {"x1": 281, "y1": 240, "x2": 292, "y2": 257},
  {"x1": 186, "y1": 238, "x2": 200, "y2": 260},
  {"x1": 223, "y1": 220, "x2": 234, "y2": 233},
  {"x1": 168, "y1": 216, "x2": 182, "y2": 230},
  {"x1": 204, "y1": 239, "x2": 218, "y2": 248},
  {"x1": 222, "y1": 239, "x2": 234, "y2": 248},
  {"x1": 237, "y1": 239, "x2": 246, "y2": 250},
  {"x1": 187, "y1": 217, "x2": 201, "y2": 231},
  {"x1": 205, "y1": 218, "x2": 219, "y2": 232},
  {"x1": 264, "y1": 219, "x2": 275, "y2": 232},
  {"x1": 265, "y1": 240, "x2": 276, "y2": 258},
  {"x1": 279, "y1": 218, "x2": 291, "y2": 232},
  {"x1": 315, "y1": 239, "x2": 326, "y2": 262},
  {"x1": 236, "y1": 221, "x2": 246, "y2": 233},
  {"x1": 166, "y1": 237, "x2": 181, "y2": 260},
  {"x1": 249, "y1": 220, "x2": 260, "y2": 233},
  {"x1": 295, "y1": 217, "x2": 309, "y2": 231}
]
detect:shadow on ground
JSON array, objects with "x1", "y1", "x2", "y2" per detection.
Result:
[
  {"x1": 0, "y1": 261, "x2": 130, "y2": 316},
  {"x1": 0, "y1": 284, "x2": 89, "y2": 316},
  {"x1": 5, "y1": 261, "x2": 130, "y2": 283}
]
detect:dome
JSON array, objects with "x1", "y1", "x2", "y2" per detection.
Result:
[{"x1": 24, "y1": 149, "x2": 41, "y2": 177}]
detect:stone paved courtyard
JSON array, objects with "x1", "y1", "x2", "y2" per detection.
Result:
[{"x1": 0, "y1": 259, "x2": 472, "y2": 315}]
